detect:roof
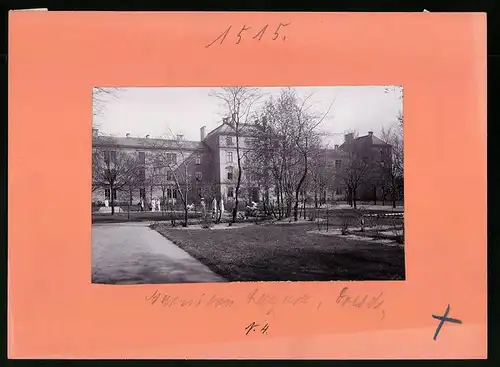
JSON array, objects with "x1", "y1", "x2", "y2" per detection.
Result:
[
  {"x1": 93, "y1": 135, "x2": 204, "y2": 151},
  {"x1": 204, "y1": 122, "x2": 258, "y2": 140},
  {"x1": 339, "y1": 133, "x2": 391, "y2": 150}
]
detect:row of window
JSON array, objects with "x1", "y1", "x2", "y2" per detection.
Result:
[
  {"x1": 104, "y1": 188, "x2": 178, "y2": 200},
  {"x1": 224, "y1": 167, "x2": 256, "y2": 182},
  {"x1": 102, "y1": 150, "x2": 202, "y2": 166},
  {"x1": 224, "y1": 136, "x2": 254, "y2": 146}
]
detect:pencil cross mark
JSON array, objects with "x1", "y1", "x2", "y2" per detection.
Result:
[{"x1": 432, "y1": 304, "x2": 462, "y2": 340}]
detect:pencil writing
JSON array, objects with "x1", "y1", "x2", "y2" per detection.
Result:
[
  {"x1": 206, "y1": 22, "x2": 291, "y2": 48},
  {"x1": 336, "y1": 287, "x2": 386, "y2": 320},
  {"x1": 245, "y1": 321, "x2": 270, "y2": 335}
]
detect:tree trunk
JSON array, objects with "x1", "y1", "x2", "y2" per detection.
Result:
[
  {"x1": 373, "y1": 185, "x2": 377, "y2": 205},
  {"x1": 280, "y1": 188, "x2": 284, "y2": 219},
  {"x1": 353, "y1": 188, "x2": 357, "y2": 209},
  {"x1": 294, "y1": 164, "x2": 308, "y2": 221},
  {"x1": 110, "y1": 184, "x2": 115, "y2": 215},
  {"x1": 184, "y1": 204, "x2": 188, "y2": 227},
  {"x1": 392, "y1": 177, "x2": 396, "y2": 208},
  {"x1": 232, "y1": 134, "x2": 243, "y2": 224},
  {"x1": 128, "y1": 189, "x2": 132, "y2": 220},
  {"x1": 303, "y1": 197, "x2": 306, "y2": 220},
  {"x1": 314, "y1": 189, "x2": 318, "y2": 209}
]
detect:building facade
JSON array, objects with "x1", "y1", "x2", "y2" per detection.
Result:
[{"x1": 92, "y1": 121, "x2": 393, "y2": 209}]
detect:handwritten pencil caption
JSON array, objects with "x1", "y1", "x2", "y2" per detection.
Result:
[
  {"x1": 206, "y1": 22, "x2": 291, "y2": 48},
  {"x1": 145, "y1": 286, "x2": 386, "y2": 335}
]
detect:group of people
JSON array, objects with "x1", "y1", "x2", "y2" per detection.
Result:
[
  {"x1": 133, "y1": 197, "x2": 227, "y2": 215},
  {"x1": 138, "y1": 198, "x2": 163, "y2": 212}
]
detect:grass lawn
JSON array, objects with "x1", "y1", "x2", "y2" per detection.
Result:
[
  {"x1": 153, "y1": 222, "x2": 405, "y2": 281},
  {"x1": 92, "y1": 211, "x2": 202, "y2": 223}
]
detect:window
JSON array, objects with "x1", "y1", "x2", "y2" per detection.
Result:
[
  {"x1": 167, "y1": 188, "x2": 178, "y2": 199},
  {"x1": 104, "y1": 189, "x2": 110, "y2": 199},
  {"x1": 195, "y1": 172, "x2": 202, "y2": 181},
  {"x1": 112, "y1": 189, "x2": 117, "y2": 200},
  {"x1": 166, "y1": 171, "x2": 173, "y2": 181},
  {"x1": 335, "y1": 160, "x2": 342, "y2": 169},
  {"x1": 139, "y1": 151, "x2": 146, "y2": 164},
  {"x1": 166, "y1": 153, "x2": 177, "y2": 164},
  {"x1": 226, "y1": 136, "x2": 233, "y2": 146},
  {"x1": 104, "y1": 151, "x2": 116, "y2": 165},
  {"x1": 227, "y1": 187, "x2": 234, "y2": 198},
  {"x1": 195, "y1": 155, "x2": 201, "y2": 165},
  {"x1": 139, "y1": 168, "x2": 146, "y2": 181},
  {"x1": 140, "y1": 188, "x2": 146, "y2": 199},
  {"x1": 227, "y1": 166, "x2": 233, "y2": 180},
  {"x1": 226, "y1": 151, "x2": 233, "y2": 163}
]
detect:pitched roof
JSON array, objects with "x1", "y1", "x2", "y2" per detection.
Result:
[
  {"x1": 204, "y1": 122, "x2": 258, "y2": 140},
  {"x1": 93, "y1": 135, "x2": 203, "y2": 151},
  {"x1": 339, "y1": 133, "x2": 391, "y2": 150}
]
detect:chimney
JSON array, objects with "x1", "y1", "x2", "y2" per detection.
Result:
[
  {"x1": 344, "y1": 133, "x2": 354, "y2": 143},
  {"x1": 223, "y1": 117, "x2": 229, "y2": 125},
  {"x1": 126, "y1": 133, "x2": 130, "y2": 138},
  {"x1": 200, "y1": 126, "x2": 206, "y2": 141},
  {"x1": 92, "y1": 128, "x2": 98, "y2": 137},
  {"x1": 334, "y1": 144, "x2": 339, "y2": 150},
  {"x1": 177, "y1": 133, "x2": 184, "y2": 141},
  {"x1": 232, "y1": 112, "x2": 237, "y2": 122},
  {"x1": 368, "y1": 131, "x2": 373, "y2": 136},
  {"x1": 145, "y1": 134, "x2": 150, "y2": 139}
]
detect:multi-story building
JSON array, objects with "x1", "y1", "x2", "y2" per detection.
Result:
[
  {"x1": 92, "y1": 120, "x2": 393, "y2": 209},
  {"x1": 338, "y1": 131, "x2": 393, "y2": 201}
]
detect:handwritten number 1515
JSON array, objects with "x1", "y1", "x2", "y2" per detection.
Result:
[{"x1": 206, "y1": 23, "x2": 290, "y2": 48}]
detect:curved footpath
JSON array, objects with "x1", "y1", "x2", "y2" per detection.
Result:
[{"x1": 92, "y1": 222, "x2": 225, "y2": 284}]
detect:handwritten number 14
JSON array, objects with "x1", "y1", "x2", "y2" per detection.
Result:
[
  {"x1": 245, "y1": 322, "x2": 270, "y2": 335},
  {"x1": 206, "y1": 23, "x2": 290, "y2": 48}
]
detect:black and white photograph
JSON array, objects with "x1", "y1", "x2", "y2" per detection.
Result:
[{"x1": 92, "y1": 86, "x2": 404, "y2": 284}]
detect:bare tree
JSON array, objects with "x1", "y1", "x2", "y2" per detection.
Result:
[
  {"x1": 339, "y1": 132, "x2": 369, "y2": 209},
  {"x1": 380, "y1": 123, "x2": 404, "y2": 208},
  {"x1": 309, "y1": 147, "x2": 335, "y2": 209},
  {"x1": 148, "y1": 130, "x2": 197, "y2": 227},
  {"x1": 210, "y1": 87, "x2": 262, "y2": 224},
  {"x1": 92, "y1": 144, "x2": 142, "y2": 215},
  {"x1": 92, "y1": 87, "x2": 123, "y2": 127}
]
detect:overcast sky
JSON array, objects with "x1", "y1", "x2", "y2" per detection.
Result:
[{"x1": 93, "y1": 86, "x2": 402, "y2": 146}]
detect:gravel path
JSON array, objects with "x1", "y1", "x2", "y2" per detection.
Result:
[{"x1": 92, "y1": 223, "x2": 225, "y2": 284}]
